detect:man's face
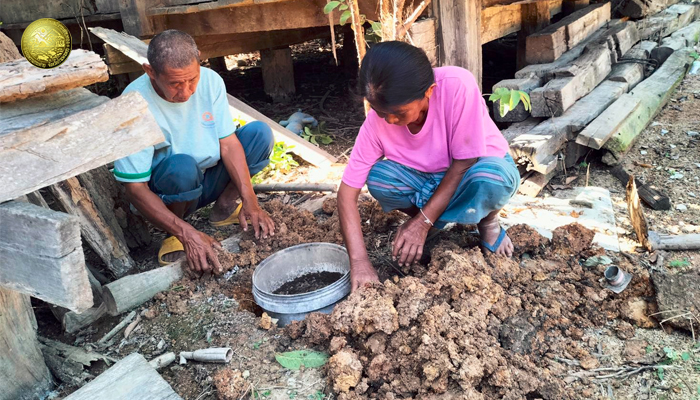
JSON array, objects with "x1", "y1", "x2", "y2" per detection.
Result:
[{"x1": 146, "y1": 60, "x2": 201, "y2": 103}]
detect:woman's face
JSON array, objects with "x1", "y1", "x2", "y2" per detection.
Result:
[{"x1": 368, "y1": 84, "x2": 435, "y2": 127}]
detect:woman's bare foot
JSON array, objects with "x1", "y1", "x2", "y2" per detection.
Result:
[
  {"x1": 209, "y1": 199, "x2": 238, "y2": 224},
  {"x1": 162, "y1": 250, "x2": 185, "y2": 263},
  {"x1": 477, "y1": 211, "x2": 513, "y2": 257}
]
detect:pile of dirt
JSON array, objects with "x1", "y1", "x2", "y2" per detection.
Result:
[
  {"x1": 652, "y1": 269, "x2": 700, "y2": 332},
  {"x1": 285, "y1": 223, "x2": 658, "y2": 399}
]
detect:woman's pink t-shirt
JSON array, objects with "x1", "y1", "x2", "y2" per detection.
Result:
[{"x1": 342, "y1": 66, "x2": 510, "y2": 189}]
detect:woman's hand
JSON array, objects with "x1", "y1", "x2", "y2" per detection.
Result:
[
  {"x1": 392, "y1": 216, "x2": 431, "y2": 266},
  {"x1": 180, "y1": 229, "x2": 223, "y2": 274},
  {"x1": 350, "y1": 259, "x2": 380, "y2": 292},
  {"x1": 239, "y1": 198, "x2": 275, "y2": 239}
]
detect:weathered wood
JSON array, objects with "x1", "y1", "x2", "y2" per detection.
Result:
[
  {"x1": 89, "y1": 27, "x2": 149, "y2": 66},
  {"x1": 118, "y1": 0, "x2": 155, "y2": 37},
  {"x1": 0, "y1": 31, "x2": 21, "y2": 62},
  {"x1": 64, "y1": 353, "x2": 182, "y2": 400},
  {"x1": 438, "y1": 0, "x2": 483, "y2": 89},
  {"x1": 0, "y1": 201, "x2": 93, "y2": 312},
  {"x1": 207, "y1": 56, "x2": 228, "y2": 72},
  {"x1": 0, "y1": 287, "x2": 53, "y2": 400},
  {"x1": 517, "y1": 0, "x2": 551, "y2": 69},
  {"x1": 626, "y1": 176, "x2": 651, "y2": 250},
  {"x1": 602, "y1": 49, "x2": 691, "y2": 162},
  {"x1": 481, "y1": 0, "x2": 563, "y2": 44},
  {"x1": 576, "y1": 96, "x2": 642, "y2": 150},
  {"x1": 651, "y1": 35, "x2": 688, "y2": 65},
  {"x1": 638, "y1": 3, "x2": 698, "y2": 41},
  {"x1": 50, "y1": 268, "x2": 107, "y2": 333},
  {"x1": 609, "y1": 165, "x2": 671, "y2": 211},
  {"x1": 608, "y1": 41, "x2": 657, "y2": 88},
  {"x1": 90, "y1": 27, "x2": 337, "y2": 168},
  {"x1": 261, "y1": 47, "x2": 296, "y2": 103},
  {"x1": 621, "y1": 0, "x2": 680, "y2": 19},
  {"x1": 0, "y1": 50, "x2": 108, "y2": 103},
  {"x1": 0, "y1": 91, "x2": 164, "y2": 203},
  {"x1": 492, "y1": 77, "x2": 542, "y2": 122},
  {"x1": 39, "y1": 336, "x2": 116, "y2": 386},
  {"x1": 562, "y1": 0, "x2": 589, "y2": 15},
  {"x1": 525, "y1": 2, "x2": 610, "y2": 64},
  {"x1": 409, "y1": 17, "x2": 438, "y2": 66},
  {"x1": 511, "y1": 80, "x2": 629, "y2": 173},
  {"x1": 103, "y1": 265, "x2": 184, "y2": 316},
  {"x1": 0, "y1": 88, "x2": 109, "y2": 136},
  {"x1": 649, "y1": 232, "x2": 700, "y2": 251},
  {"x1": 502, "y1": 117, "x2": 543, "y2": 143},
  {"x1": 228, "y1": 94, "x2": 337, "y2": 167},
  {"x1": 518, "y1": 170, "x2": 556, "y2": 197}
]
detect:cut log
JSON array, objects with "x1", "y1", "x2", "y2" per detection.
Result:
[
  {"x1": 609, "y1": 165, "x2": 671, "y2": 211},
  {"x1": 438, "y1": 0, "x2": 483, "y2": 89},
  {"x1": 0, "y1": 49, "x2": 108, "y2": 103},
  {"x1": 602, "y1": 49, "x2": 691, "y2": 162},
  {"x1": 64, "y1": 353, "x2": 182, "y2": 400},
  {"x1": 409, "y1": 17, "x2": 438, "y2": 66},
  {"x1": 103, "y1": 264, "x2": 184, "y2": 316},
  {"x1": 511, "y1": 80, "x2": 629, "y2": 173},
  {"x1": 49, "y1": 178, "x2": 135, "y2": 278},
  {"x1": 0, "y1": 201, "x2": 92, "y2": 312},
  {"x1": 517, "y1": 0, "x2": 551, "y2": 70},
  {"x1": 626, "y1": 176, "x2": 651, "y2": 250},
  {"x1": 0, "y1": 287, "x2": 53, "y2": 400},
  {"x1": 260, "y1": 47, "x2": 295, "y2": 103},
  {"x1": 492, "y1": 77, "x2": 543, "y2": 122},
  {"x1": 525, "y1": 2, "x2": 610, "y2": 64},
  {"x1": 118, "y1": 0, "x2": 155, "y2": 38},
  {"x1": 649, "y1": 232, "x2": 700, "y2": 251},
  {"x1": 0, "y1": 91, "x2": 164, "y2": 203}
]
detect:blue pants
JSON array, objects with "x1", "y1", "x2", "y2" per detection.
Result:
[
  {"x1": 149, "y1": 121, "x2": 274, "y2": 217},
  {"x1": 366, "y1": 154, "x2": 520, "y2": 229}
]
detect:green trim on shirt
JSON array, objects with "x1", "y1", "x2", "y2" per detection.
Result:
[
  {"x1": 113, "y1": 169, "x2": 152, "y2": 180},
  {"x1": 219, "y1": 131, "x2": 236, "y2": 140}
]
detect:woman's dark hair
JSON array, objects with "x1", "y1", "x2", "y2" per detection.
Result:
[{"x1": 359, "y1": 41, "x2": 435, "y2": 109}]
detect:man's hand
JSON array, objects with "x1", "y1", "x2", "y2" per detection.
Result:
[
  {"x1": 350, "y1": 259, "x2": 379, "y2": 292},
  {"x1": 392, "y1": 216, "x2": 431, "y2": 267},
  {"x1": 238, "y1": 198, "x2": 275, "y2": 239},
  {"x1": 179, "y1": 229, "x2": 223, "y2": 274}
]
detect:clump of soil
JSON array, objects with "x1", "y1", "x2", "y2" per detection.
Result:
[
  {"x1": 212, "y1": 369, "x2": 247, "y2": 400},
  {"x1": 273, "y1": 271, "x2": 345, "y2": 295},
  {"x1": 285, "y1": 223, "x2": 660, "y2": 399},
  {"x1": 507, "y1": 224, "x2": 549, "y2": 257},
  {"x1": 551, "y1": 222, "x2": 595, "y2": 256},
  {"x1": 652, "y1": 269, "x2": 700, "y2": 332}
]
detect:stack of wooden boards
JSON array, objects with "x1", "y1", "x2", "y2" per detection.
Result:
[
  {"x1": 493, "y1": 2, "x2": 700, "y2": 196},
  {"x1": 0, "y1": 46, "x2": 174, "y2": 399}
]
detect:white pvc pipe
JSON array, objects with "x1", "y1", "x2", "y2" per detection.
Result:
[{"x1": 179, "y1": 348, "x2": 232, "y2": 364}]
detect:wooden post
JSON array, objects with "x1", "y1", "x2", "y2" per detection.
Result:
[
  {"x1": 563, "y1": 0, "x2": 590, "y2": 15},
  {"x1": 0, "y1": 287, "x2": 53, "y2": 400},
  {"x1": 260, "y1": 47, "x2": 296, "y2": 103},
  {"x1": 517, "y1": 1, "x2": 551, "y2": 70},
  {"x1": 437, "y1": 0, "x2": 483, "y2": 90},
  {"x1": 207, "y1": 56, "x2": 228, "y2": 72},
  {"x1": 118, "y1": 0, "x2": 155, "y2": 38}
]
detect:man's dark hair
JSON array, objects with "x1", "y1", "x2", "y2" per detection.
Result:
[
  {"x1": 147, "y1": 30, "x2": 200, "y2": 74},
  {"x1": 358, "y1": 41, "x2": 435, "y2": 110}
]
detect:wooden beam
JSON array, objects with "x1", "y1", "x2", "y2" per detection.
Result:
[
  {"x1": 0, "y1": 287, "x2": 53, "y2": 400},
  {"x1": 638, "y1": 4, "x2": 698, "y2": 40},
  {"x1": 0, "y1": 50, "x2": 108, "y2": 103},
  {"x1": 438, "y1": 0, "x2": 483, "y2": 88},
  {"x1": 0, "y1": 201, "x2": 93, "y2": 312},
  {"x1": 409, "y1": 17, "x2": 439, "y2": 66},
  {"x1": 610, "y1": 165, "x2": 671, "y2": 211},
  {"x1": 49, "y1": 178, "x2": 135, "y2": 278},
  {"x1": 260, "y1": 47, "x2": 295, "y2": 103},
  {"x1": 228, "y1": 94, "x2": 337, "y2": 167},
  {"x1": 518, "y1": 170, "x2": 556, "y2": 197},
  {"x1": 525, "y1": 2, "x2": 610, "y2": 64},
  {"x1": 517, "y1": 0, "x2": 551, "y2": 69},
  {"x1": 64, "y1": 353, "x2": 182, "y2": 400},
  {"x1": 0, "y1": 91, "x2": 164, "y2": 203},
  {"x1": 118, "y1": 0, "x2": 155, "y2": 37},
  {"x1": 481, "y1": 0, "x2": 562, "y2": 44},
  {"x1": 562, "y1": 0, "x2": 589, "y2": 15},
  {"x1": 621, "y1": 0, "x2": 681, "y2": 19}
]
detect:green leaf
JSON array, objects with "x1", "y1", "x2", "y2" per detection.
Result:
[
  {"x1": 323, "y1": 1, "x2": 341, "y2": 13},
  {"x1": 339, "y1": 3, "x2": 348, "y2": 10},
  {"x1": 319, "y1": 135, "x2": 334, "y2": 144},
  {"x1": 646, "y1": 345, "x2": 654, "y2": 354},
  {"x1": 657, "y1": 366, "x2": 665, "y2": 380},
  {"x1": 682, "y1": 352, "x2": 692, "y2": 361},
  {"x1": 340, "y1": 10, "x2": 352, "y2": 25},
  {"x1": 499, "y1": 100, "x2": 510, "y2": 118},
  {"x1": 520, "y1": 91, "x2": 532, "y2": 112},
  {"x1": 370, "y1": 21, "x2": 382, "y2": 33},
  {"x1": 275, "y1": 350, "x2": 329, "y2": 370},
  {"x1": 509, "y1": 90, "x2": 521, "y2": 111},
  {"x1": 311, "y1": 135, "x2": 318, "y2": 145}
]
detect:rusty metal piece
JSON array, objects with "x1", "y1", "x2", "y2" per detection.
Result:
[{"x1": 603, "y1": 266, "x2": 632, "y2": 293}]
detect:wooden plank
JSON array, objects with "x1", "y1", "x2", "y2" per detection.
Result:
[
  {"x1": 638, "y1": 3, "x2": 698, "y2": 40},
  {"x1": 0, "y1": 287, "x2": 53, "y2": 400},
  {"x1": 481, "y1": 0, "x2": 562, "y2": 44},
  {"x1": 602, "y1": 49, "x2": 691, "y2": 162},
  {"x1": 576, "y1": 95, "x2": 642, "y2": 149},
  {"x1": 0, "y1": 202, "x2": 93, "y2": 312},
  {"x1": 261, "y1": 47, "x2": 295, "y2": 103},
  {"x1": 90, "y1": 26, "x2": 336, "y2": 167},
  {"x1": 525, "y1": 2, "x2": 610, "y2": 64},
  {"x1": 49, "y1": 178, "x2": 135, "y2": 278},
  {"x1": 0, "y1": 88, "x2": 108, "y2": 136},
  {"x1": 228, "y1": 94, "x2": 337, "y2": 167},
  {"x1": 610, "y1": 165, "x2": 671, "y2": 211},
  {"x1": 438, "y1": 0, "x2": 483, "y2": 88},
  {"x1": 0, "y1": 49, "x2": 108, "y2": 103},
  {"x1": 64, "y1": 353, "x2": 182, "y2": 400},
  {"x1": 502, "y1": 117, "x2": 543, "y2": 143},
  {"x1": 518, "y1": 170, "x2": 556, "y2": 197},
  {"x1": 511, "y1": 80, "x2": 629, "y2": 173},
  {"x1": 0, "y1": 91, "x2": 164, "y2": 203},
  {"x1": 517, "y1": 0, "x2": 551, "y2": 69},
  {"x1": 608, "y1": 41, "x2": 657, "y2": 88}
]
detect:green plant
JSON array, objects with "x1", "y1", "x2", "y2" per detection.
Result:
[
  {"x1": 646, "y1": 345, "x2": 654, "y2": 354},
  {"x1": 486, "y1": 88, "x2": 532, "y2": 118},
  {"x1": 323, "y1": 0, "x2": 381, "y2": 38},
  {"x1": 302, "y1": 125, "x2": 334, "y2": 146},
  {"x1": 253, "y1": 390, "x2": 271, "y2": 398},
  {"x1": 669, "y1": 258, "x2": 690, "y2": 268},
  {"x1": 252, "y1": 339, "x2": 263, "y2": 349},
  {"x1": 579, "y1": 161, "x2": 589, "y2": 168},
  {"x1": 275, "y1": 350, "x2": 329, "y2": 370},
  {"x1": 251, "y1": 142, "x2": 299, "y2": 184},
  {"x1": 691, "y1": 51, "x2": 700, "y2": 60},
  {"x1": 308, "y1": 391, "x2": 326, "y2": 400}
]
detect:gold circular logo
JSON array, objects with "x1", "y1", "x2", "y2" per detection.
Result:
[{"x1": 21, "y1": 18, "x2": 72, "y2": 69}]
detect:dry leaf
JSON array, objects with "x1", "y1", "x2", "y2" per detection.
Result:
[
  {"x1": 565, "y1": 176, "x2": 578, "y2": 184},
  {"x1": 570, "y1": 211, "x2": 580, "y2": 218},
  {"x1": 634, "y1": 161, "x2": 653, "y2": 168}
]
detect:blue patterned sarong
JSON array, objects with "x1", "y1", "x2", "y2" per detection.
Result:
[{"x1": 366, "y1": 154, "x2": 520, "y2": 228}]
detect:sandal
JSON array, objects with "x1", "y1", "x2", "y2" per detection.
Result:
[
  {"x1": 210, "y1": 203, "x2": 243, "y2": 227},
  {"x1": 480, "y1": 226, "x2": 507, "y2": 253},
  {"x1": 158, "y1": 236, "x2": 185, "y2": 266}
]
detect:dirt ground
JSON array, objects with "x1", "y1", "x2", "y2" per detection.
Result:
[{"x1": 38, "y1": 40, "x2": 700, "y2": 400}]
